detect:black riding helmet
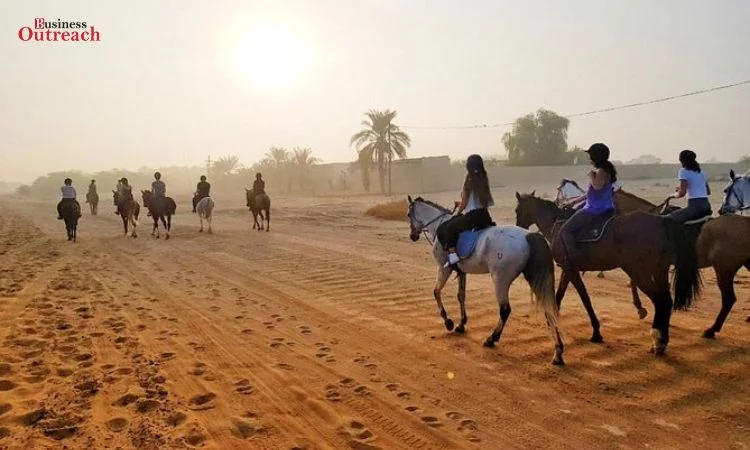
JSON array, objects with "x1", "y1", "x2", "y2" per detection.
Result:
[
  {"x1": 585, "y1": 143, "x2": 610, "y2": 164},
  {"x1": 154, "y1": 172, "x2": 161, "y2": 180},
  {"x1": 679, "y1": 149, "x2": 697, "y2": 163},
  {"x1": 200, "y1": 175, "x2": 207, "y2": 181},
  {"x1": 466, "y1": 154, "x2": 485, "y2": 174},
  {"x1": 64, "y1": 178, "x2": 72, "y2": 185}
]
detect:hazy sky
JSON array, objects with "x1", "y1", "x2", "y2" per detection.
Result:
[{"x1": 1, "y1": 0, "x2": 749, "y2": 183}]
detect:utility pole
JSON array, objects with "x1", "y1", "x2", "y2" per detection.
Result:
[
  {"x1": 387, "y1": 127, "x2": 392, "y2": 197},
  {"x1": 206, "y1": 155, "x2": 212, "y2": 174}
]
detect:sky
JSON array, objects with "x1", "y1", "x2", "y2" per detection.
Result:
[{"x1": 1, "y1": 0, "x2": 749, "y2": 183}]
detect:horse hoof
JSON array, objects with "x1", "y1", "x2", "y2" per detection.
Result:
[
  {"x1": 597, "y1": 272, "x2": 605, "y2": 278},
  {"x1": 590, "y1": 333, "x2": 603, "y2": 343},
  {"x1": 702, "y1": 329, "x2": 716, "y2": 339},
  {"x1": 444, "y1": 319, "x2": 454, "y2": 331},
  {"x1": 455, "y1": 325, "x2": 465, "y2": 334},
  {"x1": 653, "y1": 346, "x2": 666, "y2": 356},
  {"x1": 637, "y1": 308, "x2": 648, "y2": 320},
  {"x1": 483, "y1": 339, "x2": 495, "y2": 348},
  {"x1": 165, "y1": 235, "x2": 170, "y2": 240},
  {"x1": 199, "y1": 229, "x2": 203, "y2": 233},
  {"x1": 551, "y1": 357, "x2": 565, "y2": 366}
]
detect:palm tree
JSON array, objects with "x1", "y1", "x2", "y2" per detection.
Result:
[
  {"x1": 264, "y1": 147, "x2": 291, "y2": 192},
  {"x1": 350, "y1": 109, "x2": 410, "y2": 195},
  {"x1": 212, "y1": 155, "x2": 241, "y2": 177},
  {"x1": 290, "y1": 147, "x2": 320, "y2": 192}
]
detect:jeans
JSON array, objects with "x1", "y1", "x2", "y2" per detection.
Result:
[
  {"x1": 436, "y1": 208, "x2": 493, "y2": 251},
  {"x1": 666, "y1": 198, "x2": 712, "y2": 223}
]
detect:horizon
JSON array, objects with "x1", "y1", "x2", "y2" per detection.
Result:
[{"x1": 2, "y1": 0, "x2": 749, "y2": 184}]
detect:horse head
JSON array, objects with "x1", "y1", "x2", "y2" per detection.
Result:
[
  {"x1": 515, "y1": 191, "x2": 557, "y2": 229},
  {"x1": 406, "y1": 196, "x2": 452, "y2": 242},
  {"x1": 719, "y1": 169, "x2": 750, "y2": 215}
]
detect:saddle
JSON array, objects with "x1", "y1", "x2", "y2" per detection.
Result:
[
  {"x1": 456, "y1": 222, "x2": 496, "y2": 259},
  {"x1": 574, "y1": 211, "x2": 616, "y2": 243}
]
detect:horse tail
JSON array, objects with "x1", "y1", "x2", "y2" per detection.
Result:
[
  {"x1": 663, "y1": 219, "x2": 702, "y2": 310},
  {"x1": 523, "y1": 232, "x2": 559, "y2": 326}
]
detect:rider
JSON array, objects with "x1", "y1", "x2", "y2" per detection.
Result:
[
  {"x1": 87, "y1": 179, "x2": 97, "y2": 197},
  {"x1": 149, "y1": 172, "x2": 166, "y2": 216},
  {"x1": 249, "y1": 173, "x2": 266, "y2": 207},
  {"x1": 559, "y1": 143, "x2": 618, "y2": 270},
  {"x1": 193, "y1": 175, "x2": 211, "y2": 213},
  {"x1": 436, "y1": 154, "x2": 495, "y2": 268},
  {"x1": 665, "y1": 150, "x2": 712, "y2": 222},
  {"x1": 57, "y1": 178, "x2": 82, "y2": 220},
  {"x1": 116, "y1": 178, "x2": 134, "y2": 215}
]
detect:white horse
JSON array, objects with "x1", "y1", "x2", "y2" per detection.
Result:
[
  {"x1": 719, "y1": 169, "x2": 750, "y2": 216},
  {"x1": 406, "y1": 196, "x2": 565, "y2": 365},
  {"x1": 196, "y1": 196, "x2": 215, "y2": 234}
]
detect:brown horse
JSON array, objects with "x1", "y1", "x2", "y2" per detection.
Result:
[
  {"x1": 245, "y1": 189, "x2": 270, "y2": 232},
  {"x1": 579, "y1": 181, "x2": 750, "y2": 338},
  {"x1": 113, "y1": 190, "x2": 140, "y2": 238},
  {"x1": 515, "y1": 192, "x2": 701, "y2": 355},
  {"x1": 141, "y1": 190, "x2": 176, "y2": 240}
]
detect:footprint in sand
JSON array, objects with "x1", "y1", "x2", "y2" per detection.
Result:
[
  {"x1": 353, "y1": 385, "x2": 371, "y2": 396},
  {"x1": 0, "y1": 363, "x2": 12, "y2": 377},
  {"x1": 159, "y1": 352, "x2": 176, "y2": 362},
  {"x1": 232, "y1": 417, "x2": 267, "y2": 439},
  {"x1": 404, "y1": 406, "x2": 421, "y2": 413},
  {"x1": 421, "y1": 416, "x2": 442, "y2": 428},
  {"x1": 270, "y1": 338, "x2": 285, "y2": 349},
  {"x1": 384, "y1": 383, "x2": 399, "y2": 392},
  {"x1": 106, "y1": 417, "x2": 128, "y2": 432},
  {"x1": 165, "y1": 411, "x2": 187, "y2": 427},
  {"x1": 340, "y1": 378, "x2": 357, "y2": 388},
  {"x1": 235, "y1": 379, "x2": 253, "y2": 395},
  {"x1": 0, "y1": 380, "x2": 18, "y2": 392},
  {"x1": 0, "y1": 403, "x2": 12, "y2": 416},
  {"x1": 337, "y1": 420, "x2": 379, "y2": 449},
  {"x1": 325, "y1": 387, "x2": 342, "y2": 402},
  {"x1": 188, "y1": 392, "x2": 217, "y2": 411},
  {"x1": 209, "y1": 306, "x2": 220, "y2": 312},
  {"x1": 298, "y1": 325, "x2": 312, "y2": 335},
  {"x1": 113, "y1": 393, "x2": 140, "y2": 407},
  {"x1": 241, "y1": 329, "x2": 254, "y2": 335},
  {"x1": 135, "y1": 399, "x2": 162, "y2": 414},
  {"x1": 396, "y1": 392, "x2": 410, "y2": 400}
]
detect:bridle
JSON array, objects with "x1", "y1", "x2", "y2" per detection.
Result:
[
  {"x1": 721, "y1": 180, "x2": 750, "y2": 214},
  {"x1": 408, "y1": 202, "x2": 455, "y2": 245}
]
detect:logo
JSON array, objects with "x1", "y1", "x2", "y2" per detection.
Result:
[{"x1": 18, "y1": 18, "x2": 100, "y2": 42}]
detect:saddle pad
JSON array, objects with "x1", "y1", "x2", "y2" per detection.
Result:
[{"x1": 457, "y1": 228, "x2": 491, "y2": 259}]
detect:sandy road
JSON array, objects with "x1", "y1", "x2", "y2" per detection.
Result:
[{"x1": 0, "y1": 194, "x2": 748, "y2": 449}]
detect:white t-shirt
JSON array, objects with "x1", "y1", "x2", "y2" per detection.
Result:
[
  {"x1": 678, "y1": 168, "x2": 708, "y2": 199},
  {"x1": 465, "y1": 190, "x2": 495, "y2": 212},
  {"x1": 61, "y1": 185, "x2": 77, "y2": 199}
]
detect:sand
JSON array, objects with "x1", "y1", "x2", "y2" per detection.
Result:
[{"x1": 0, "y1": 182, "x2": 748, "y2": 449}]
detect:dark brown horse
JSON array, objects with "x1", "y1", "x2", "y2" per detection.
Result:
[
  {"x1": 112, "y1": 190, "x2": 140, "y2": 238},
  {"x1": 141, "y1": 190, "x2": 176, "y2": 239},
  {"x1": 245, "y1": 189, "x2": 270, "y2": 232},
  {"x1": 515, "y1": 192, "x2": 701, "y2": 355}
]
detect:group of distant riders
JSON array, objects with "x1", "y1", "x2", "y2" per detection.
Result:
[{"x1": 56, "y1": 172, "x2": 267, "y2": 219}]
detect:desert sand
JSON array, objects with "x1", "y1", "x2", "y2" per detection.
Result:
[{"x1": 0, "y1": 181, "x2": 748, "y2": 449}]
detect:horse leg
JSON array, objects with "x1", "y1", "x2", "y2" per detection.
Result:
[
  {"x1": 455, "y1": 272, "x2": 468, "y2": 334},
  {"x1": 164, "y1": 215, "x2": 170, "y2": 240},
  {"x1": 703, "y1": 264, "x2": 741, "y2": 338},
  {"x1": 597, "y1": 271, "x2": 605, "y2": 278},
  {"x1": 555, "y1": 270, "x2": 570, "y2": 309},
  {"x1": 259, "y1": 211, "x2": 265, "y2": 231},
  {"x1": 746, "y1": 261, "x2": 750, "y2": 323},
  {"x1": 433, "y1": 267, "x2": 454, "y2": 331},
  {"x1": 628, "y1": 264, "x2": 671, "y2": 354},
  {"x1": 568, "y1": 270, "x2": 603, "y2": 343},
  {"x1": 632, "y1": 282, "x2": 648, "y2": 320},
  {"x1": 199, "y1": 215, "x2": 204, "y2": 232},
  {"x1": 207, "y1": 214, "x2": 212, "y2": 234},
  {"x1": 265, "y1": 207, "x2": 270, "y2": 232},
  {"x1": 483, "y1": 273, "x2": 512, "y2": 348}
]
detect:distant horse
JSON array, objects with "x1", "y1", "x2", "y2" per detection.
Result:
[
  {"x1": 61, "y1": 200, "x2": 80, "y2": 242},
  {"x1": 113, "y1": 190, "x2": 140, "y2": 238},
  {"x1": 245, "y1": 189, "x2": 270, "y2": 232},
  {"x1": 195, "y1": 196, "x2": 215, "y2": 234},
  {"x1": 86, "y1": 190, "x2": 99, "y2": 216},
  {"x1": 407, "y1": 196, "x2": 565, "y2": 365},
  {"x1": 141, "y1": 190, "x2": 176, "y2": 239},
  {"x1": 515, "y1": 192, "x2": 701, "y2": 355}
]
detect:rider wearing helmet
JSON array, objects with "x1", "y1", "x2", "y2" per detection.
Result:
[
  {"x1": 57, "y1": 178, "x2": 82, "y2": 220},
  {"x1": 253, "y1": 173, "x2": 265, "y2": 195},
  {"x1": 559, "y1": 143, "x2": 618, "y2": 270},
  {"x1": 436, "y1": 154, "x2": 496, "y2": 267},
  {"x1": 193, "y1": 175, "x2": 211, "y2": 213},
  {"x1": 149, "y1": 172, "x2": 166, "y2": 216}
]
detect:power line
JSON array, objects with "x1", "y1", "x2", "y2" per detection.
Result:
[{"x1": 401, "y1": 78, "x2": 750, "y2": 130}]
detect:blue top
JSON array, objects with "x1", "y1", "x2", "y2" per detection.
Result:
[
  {"x1": 152, "y1": 180, "x2": 166, "y2": 197},
  {"x1": 582, "y1": 181, "x2": 615, "y2": 215}
]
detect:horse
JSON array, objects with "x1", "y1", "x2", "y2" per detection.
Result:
[
  {"x1": 245, "y1": 189, "x2": 270, "y2": 232},
  {"x1": 556, "y1": 179, "x2": 680, "y2": 317},
  {"x1": 86, "y1": 190, "x2": 99, "y2": 216},
  {"x1": 61, "y1": 200, "x2": 80, "y2": 242},
  {"x1": 141, "y1": 190, "x2": 176, "y2": 240},
  {"x1": 515, "y1": 192, "x2": 701, "y2": 355},
  {"x1": 112, "y1": 190, "x2": 140, "y2": 238},
  {"x1": 406, "y1": 196, "x2": 565, "y2": 365},
  {"x1": 195, "y1": 196, "x2": 215, "y2": 234},
  {"x1": 719, "y1": 169, "x2": 750, "y2": 216}
]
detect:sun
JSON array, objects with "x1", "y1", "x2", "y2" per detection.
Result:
[{"x1": 233, "y1": 25, "x2": 313, "y2": 93}]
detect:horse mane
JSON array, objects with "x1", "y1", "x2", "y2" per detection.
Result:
[
  {"x1": 414, "y1": 197, "x2": 452, "y2": 214},
  {"x1": 615, "y1": 188, "x2": 657, "y2": 207}
]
